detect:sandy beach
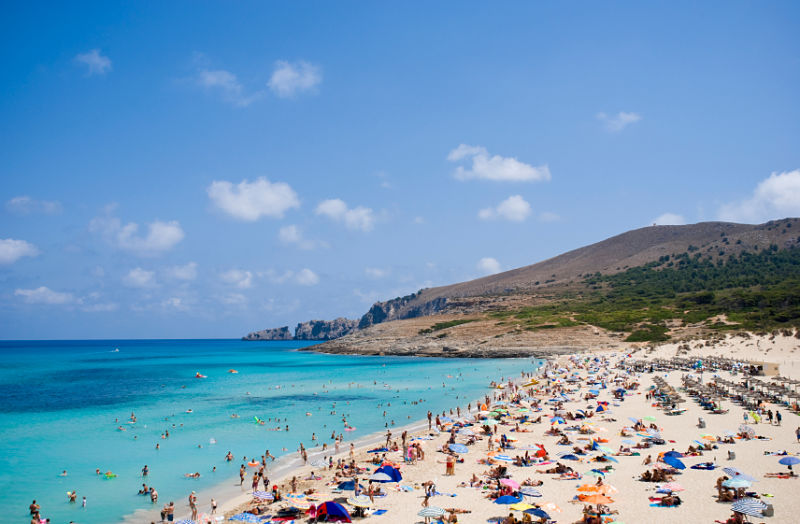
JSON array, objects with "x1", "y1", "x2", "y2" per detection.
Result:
[{"x1": 150, "y1": 332, "x2": 800, "y2": 524}]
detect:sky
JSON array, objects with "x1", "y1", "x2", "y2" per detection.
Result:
[{"x1": 1, "y1": 2, "x2": 799, "y2": 339}]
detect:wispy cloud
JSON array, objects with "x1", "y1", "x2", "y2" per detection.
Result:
[
  {"x1": 477, "y1": 257, "x2": 501, "y2": 275},
  {"x1": 365, "y1": 267, "x2": 389, "y2": 279},
  {"x1": 207, "y1": 178, "x2": 300, "y2": 221},
  {"x1": 718, "y1": 169, "x2": 800, "y2": 223},
  {"x1": 448, "y1": 144, "x2": 550, "y2": 182},
  {"x1": 165, "y1": 262, "x2": 198, "y2": 281},
  {"x1": 15, "y1": 286, "x2": 74, "y2": 305},
  {"x1": 268, "y1": 60, "x2": 322, "y2": 98},
  {"x1": 596, "y1": 111, "x2": 642, "y2": 132},
  {"x1": 652, "y1": 212, "x2": 685, "y2": 226},
  {"x1": 262, "y1": 268, "x2": 320, "y2": 286},
  {"x1": 478, "y1": 195, "x2": 531, "y2": 222},
  {"x1": 123, "y1": 267, "x2": 156, "y2": 288},
  {"x1": 5, "y1": 196, "x2": 61, "y2": 215},
  {"x1": 89, "y1": 209, "x2": 184, "y2": 256},
  {"x1": 197, "y1": 69, "x2": 264, "y2": 107},
  {"x1": 220, "y1": 269, "x2": 253, "y2": 289},
  {"x1": 0, "y1": 238, "x2": 39, "y2": 264},
  {"x1": 74, "y1": 49, "x2": 112, "y2": 76},
  {"x1": 315, "y1": 199, "x2": 376, "y2": 232},
  {"x1": 278, "y1": 225, "x2": 325, "y2": 250}
]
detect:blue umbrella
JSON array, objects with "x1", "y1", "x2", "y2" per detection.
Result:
[
  {"x1": 316, "y1": 501, "x2": 352, "y2": 522},
  {"x1": 779, "y1": 456, "x2": 800, "y2": 466},
  {"x1": 374, "y1": 465, "x2": 402, "y2": 482},
  {"x1": 337, "y1": 480, "x2": 365, "y2": 491},
  {"x1": 494, "y1": 495, "x2": 522, "y2": 504},
  {"x1": 228, "y1": 514, "x2": 259, "y2": 523},
  {"x1": 558, "y1": 454, "x2": 579, "y2": 461},
  {"x1": 663, "y1": 451, "x2": 683, "y2": 458},
  {"x1": 550, "y1": 416, "x2": 565, "y2": 424},
  {"x1": 589, "y1": 389, "x2": 600, "y2": 395},
  {"x1": 449, "y1": 443, "x2": 469, "y2": 454},
  {"x1": 524, "y1": 508, "x2": 550, "y2": 519},
  {"x1": 663, "y1": 455, "x2": 685, "y2": 470},
  {"x1": 723, "y1": 478, "x2": 752, "y2": 489}
]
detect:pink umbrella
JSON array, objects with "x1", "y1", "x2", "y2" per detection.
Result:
[
  {"x1": 500, "y1": 478, "x2": 521, "y2": 490},
  {"x1": 660, "y1": 482, "x2": 685, "y2": 492}
]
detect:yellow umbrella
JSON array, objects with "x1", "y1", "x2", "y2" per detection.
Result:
[{"x1": 510, "y1": 502, "x2": 535, "y2": 511}]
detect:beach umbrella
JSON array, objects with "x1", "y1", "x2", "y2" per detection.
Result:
[
  {"x1": 723, "y1": 478, "x2": 752, "y2": 489},
  {"x1": 659, "y1": 482, "x2": 685, "y2": 492},
  {"x1": 316, "y1": 501, "x2": 352, "y2": 522},
  {"x1": 663, "y1": 451, "x2": 683, "y2": 459},
  {"x1": 541, "y1": 502, "x2": 562, "y2": 513},
  {"x1": 346, "y1": 495, "x2": 372, "y2": 508},
  {"x1": 580, "y1": 494, "x2": 614, "y2": 504},
  {"x1": 369, "y1": 472, "x2": 393, "y2": 482},
  {"x1": 458, "y1": 428, "x2": 474, "y2": 436},
  {"x1": 228, "y1": 514, "x2": 259, "y2": 523},
  {"x1": 251, "y1": 490, "x2": 273, "y2": 500},
  {"x1": 509, "y1": 502, "x2": 535, "y2": 511},
  {"x1": 483, "y1": 419, "x2": 499, "y2": 426},
  {"x1": 493, "y1": 454, "x2": 514, "y2": 462},
  {"x1": 662, "y1": 455, "x2": 685, "y2": 470},
  {"x1": 176, "y1": 520, "x2": 197, "y2": 524},
  {"x1": 495, "y1": 495, "x2": 523, "y2": 504},
  {"x1": 557, "y1": 453, "x2": 579, "y2": 461},
  {"x1": 374, "y1": 464, "x2": 402, "y2": 482},
  {"x1": 550, "y1": 416, "x2": 565, "y2": 425},
  {"x1": 779, "y1": 456, "x2": 800, "y2": 466},
  {"x1": 519, "y1": 487, "x2": 542, "y2": 497},
  {"x1": 524, "y1": 508, "x2": 551, "y2": 519},
  {"x1": 731, "y1": 498, "x2": 767, "y2": 518},
  {"x1": 723, "y1": 467, "x2": 756, "y2": 482},
  {"x1": 336, "y1": 480, "x2": 364, "y2": 491},
  {"x1": 418, "y1": 506, "x2": 446, "y2": 518},
  {"x1": 449, "y1": 443, "x2": 469, "y2": 454},
  {"x1": 500, "y1": 478, "x2": 520, "y2": 490},
  {"x1": 589, "y1": 389, "x2": 600, "y2": 395}
]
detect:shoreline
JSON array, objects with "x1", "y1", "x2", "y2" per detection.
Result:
[{"x1": 121, "y1": 359, "x2": 546, "y2": 523}]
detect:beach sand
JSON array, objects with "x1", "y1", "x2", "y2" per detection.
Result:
[{"x1": 170, "y1": 332, "x2": 800, "y2": 524}]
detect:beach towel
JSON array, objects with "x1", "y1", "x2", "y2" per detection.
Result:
[{"x1": 373, "y1": 509, "x2": 387, "y2": 515}]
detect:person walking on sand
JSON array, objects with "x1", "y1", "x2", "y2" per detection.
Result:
[
  {"x1": 211, "y1": 497, "x2": 217, "y2": 515},
  {"x1": 776, "y1": 410, "x2": 782, "y2": 426},
  {"x1": 239, "y1": 464, "x2": 245, "y2": 485},
  {"x1": 189, "y1": 491, "x2": 197, "y2": 521}
]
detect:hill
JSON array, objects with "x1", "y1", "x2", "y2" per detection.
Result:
[{"x1": 245, "y1": 218, "x2": 800, "y2": 354}]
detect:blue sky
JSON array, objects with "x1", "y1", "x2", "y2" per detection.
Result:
[{"x1": 1, "y1": 2, "x2": 799, "y2": 339}]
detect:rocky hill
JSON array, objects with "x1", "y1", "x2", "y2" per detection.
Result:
[{"x1": 245, "y1": 218, "x2": 800, "y2": 349}]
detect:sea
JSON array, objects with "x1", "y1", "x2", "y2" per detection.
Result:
[{"x1": 0, "y1": 339, "x2": 542, "y2": 523}]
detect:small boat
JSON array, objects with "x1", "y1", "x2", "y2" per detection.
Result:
[
  {"x1": 228, "y1": 369, "x2": 238, "y2": 374},
  {"x1": 195, "y1": 372, "x2": 207, "y2": 379}
]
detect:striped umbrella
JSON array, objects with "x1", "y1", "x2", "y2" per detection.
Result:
[
  {"x1": 723, "y1": 478, "x2": 751, "y2": 489},
  {"x1": 346, "y1": 495, "x2": 372, "y2": 508},
  {"x1": 418, "y1": 506, "x2": 446, "y2": 517},
  {"x1": 723, "y1": 467, "x2": 756, "y2": 482},
  {"x1": 731, "y1": 498, "x2": 767, "y2": 518},
  {"x1": 175, "y1": 520, "x2": 196, "y2": 524},
  {"x1": 252, "y1": 490, "x2": 273, "y2": 500},
  {"x1": 228, "y1": 514, "x2": 260, "y2": 523}
]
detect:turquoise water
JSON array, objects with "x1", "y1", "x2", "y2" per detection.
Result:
[{"x1": 0, "y1": 339, "x2": 540, "y2": 523}]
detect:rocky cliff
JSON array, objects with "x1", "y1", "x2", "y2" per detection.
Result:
[
  {"x1": 294, "y1": 318, "x2": 359, "y2": 340},
  {"x1": 242, "y1": 326, "x2": 293, "y2": 341},
  {"x1": 358, "y1": 294, "x2": 448, "y2": 329}
]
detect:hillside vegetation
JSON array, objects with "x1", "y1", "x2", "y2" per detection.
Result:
[{"x1": 489, "y1": 245, "x2": 800, "y2": 342}]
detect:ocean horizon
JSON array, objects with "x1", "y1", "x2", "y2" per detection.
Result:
[{"x1": 0, "y1": 339, "x2": 541, "y2": 523}]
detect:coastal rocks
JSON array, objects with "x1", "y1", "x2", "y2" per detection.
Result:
[
  {"x1": 294, "y1": 318, "x2": 358, "y2": 340},
  {"x1": 242, "y1": 326, "x2": 292, "y2": 341},
  {"x1": 357, "y1": 293, "x2": 448, "y2": 329}
]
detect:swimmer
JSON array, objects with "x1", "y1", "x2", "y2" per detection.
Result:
[{"x1": 60, "y1": 470, "x2": 68, "y2": 477}]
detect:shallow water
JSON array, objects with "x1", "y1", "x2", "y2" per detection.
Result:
[{"x1": 0, "y1": 339, "x2": 540, "y2": 523}]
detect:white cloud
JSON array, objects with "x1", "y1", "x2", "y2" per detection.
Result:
[
  {"x1": 74, "y1": 49, "x2": 112, "y2": 76},
  {"x1": 365, "y1": 267, "x2": 389, "y2": 279},
  {"x1": 278, "y1": 225, "x2": 322, "y2": 250},
  {"x1": 0, "y1": 238, "x2": 39, "y2": 264},
  {"x1": 15, "y1": 286, "x2": 74, "y2": 305},
  {"x1": 718, "y1": 170, "x2": 800, "y2": 223},
  {"x1": 82, "y1": 302, "x2": 119, "y2": 313},
  {"x1": 161, "y1": 297, "x2": 189, "y2": 311},
  {"x1": 123, "y1": 267, "x2": 156, "y2": 288},
  {"x1": 219, "y1": 293, "x2": 247, "y2": 306},
  {"x1": 477, "y1": 257, "x2": 502, "y2": 275},
  {"x1": 315, "y1": 199, "x2": 375, "y2": 232},
  {"x1": 165, "y1": 262, "x2": 197, "y2": 281},
  {"x1": 220, "y1": 269, "x2": 253, "y2": 289},
  {"x1": 596, "y1": 111, "x2": 642, "y2": 132},
  {"x1": 89, "y1": 212, "x2": 184, "y2": 256},
  {"x1": 295, "y1": 268, "x2": 320, "y2": 286},
  {"x1": 448, "y1": 144, "x2": 551, "y2": 182},
  {"x1": 197, "y1": 69, "x2": 263, "y2": 107},
  {"x1": 267, "y1": 60, "x2": 321, "y2": 98},
  {"x1": 262, "y1": 268, "x2": 320, "y2": 286},
  {"x1": 652, "y1": 213, "x2": 686, "y2": 226},
  {"x1": 207, "y1": 178, "x2": 300, "y2": 221},
  {"x1": 5, "y1": 196, "x2": 62, "y2": 215},
  {"x1": 478, "y1": 195, "x2": 531, "y2": 222}
]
